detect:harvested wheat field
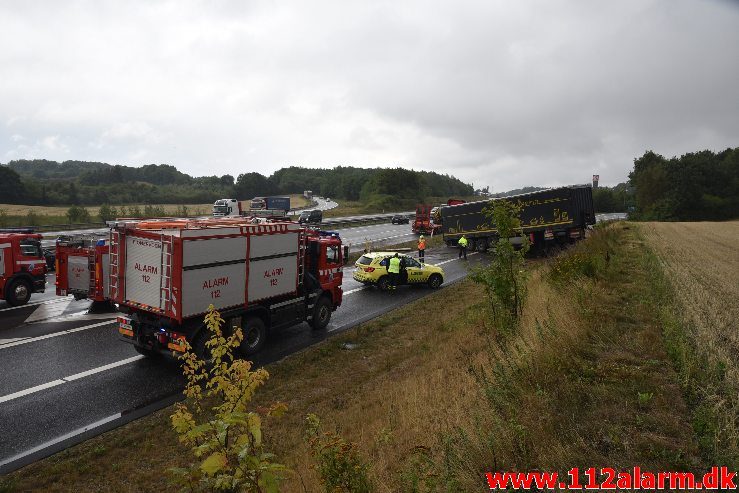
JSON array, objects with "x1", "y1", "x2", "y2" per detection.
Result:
[
  {"x1": 641, "y1": 221, "x2": 739, "y2": 374},
  {"x1": 640, "y1": 220, "x2": 739, "y2": 462}
]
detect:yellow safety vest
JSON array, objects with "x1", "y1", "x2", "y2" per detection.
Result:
[
  {"x1": 388, "y1": 257, "x2": 401, "y2": 273},
  {"x1": 458, "y1": 237, "x2": 468, "y2": 247}
]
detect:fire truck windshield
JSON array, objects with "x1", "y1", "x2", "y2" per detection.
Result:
[{"x1": 20, "y1": 240, "x2": 42, "y2": 258}]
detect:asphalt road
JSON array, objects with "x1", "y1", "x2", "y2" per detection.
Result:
[{"x1": 0, "y1": 221, "x2": 473, "y2": 473}]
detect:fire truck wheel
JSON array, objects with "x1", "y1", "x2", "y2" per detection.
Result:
[
  {"x1": 6, "y1": 279, "x2": 32, "y2": 306},
  {"x1": 377, "y1": 276, "x2": 390, "y2": 291},
  {"x1": 428, "y1": 274, "x2": 443, "y2": 289},
  {"x1": 240, "y1": 317, "x2": 266, "y2": 356},
  {"x1": 310, "y1": 296, "x2": 332, "y2": 330},
  {"x1": 73, "y1": 293, "x2": 87, "y2": 301}
]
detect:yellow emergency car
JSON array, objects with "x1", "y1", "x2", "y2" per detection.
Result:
[{"x1": 352, "y1": 251, "x2": 444, "y2": 290}]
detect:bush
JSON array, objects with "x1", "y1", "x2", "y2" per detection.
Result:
[
  {"x1": 305, "y1": 414, "x2": 373, "y2": 493},
  {"x1": 98, "y1": 204, "x2": 118, "y2": 222},
  {"x1": 66, "y1": 205, "x2": 91, "y2": 223},
  {"x1": 469, "y1": 200, "x2": 529, "y2": 332},
  {"x1": 169, "y1": 306, "x2": 288, "y2": 492}
]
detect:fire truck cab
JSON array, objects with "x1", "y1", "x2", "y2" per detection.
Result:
[{"x1": 0, "y1": 230, "x2": 47, "y2": 306}]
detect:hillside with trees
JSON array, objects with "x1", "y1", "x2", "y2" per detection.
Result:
[{"x1": 0, "y1": 160, "x2": 473, "y2": 209}]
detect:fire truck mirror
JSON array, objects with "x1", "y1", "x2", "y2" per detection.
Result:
[{"x1": 343, "y1": 245, "x2": 349, "y2": 265}]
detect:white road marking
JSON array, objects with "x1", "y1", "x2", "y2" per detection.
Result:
[
  {"x1": 0, "y1": 380, "x2": 65, "y2": 404},
  {"x1": 0, "y1": 298, "x2": 68, "y2": 314},
  {"x1": 0, "y1": 320, "x2": 115, "y2": 350},
  {"x1": 0, "y1": 413, "x2": 123, "y2": 469},
  {"x1": 0, "y1": 337, "x2": 27, "y2": 345},
  {"x1": 0, "y1": 355, "x2": 144, "y2": 404},
  {"x1": 64, "y1": 356, "x2": 145, "y2": 381},
  {"x1": 343, "y1": 286, "x2": 367, "y2": 296},
  {"x1": 24, "y1": 299, "x2": 73, "y2": 323}
]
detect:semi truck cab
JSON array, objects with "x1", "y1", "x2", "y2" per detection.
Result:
[{"x1": 212, "y1": 199, "x2": 241, "y2": 217}]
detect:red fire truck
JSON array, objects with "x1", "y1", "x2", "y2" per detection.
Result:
[
  {"x1": 55, "y1": 234, "x2": 110, "y2": 302},
  {"x1": 0, "y1": 229, "x2": 47, "y2": 306},
  {"x1": 112, "y1": 217, "x2": 345, "y2": 358},
  {"x1": 412, "y1": 204, "x2": 442, "y2": 235}
]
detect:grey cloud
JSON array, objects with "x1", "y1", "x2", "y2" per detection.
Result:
[{"x1": 1, "y1": 0, "x2": 737, "y2": 191}]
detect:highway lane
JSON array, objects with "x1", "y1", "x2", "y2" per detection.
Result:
[{"x1": 0, "y1": 243, "x2": 474, "y2": 473}]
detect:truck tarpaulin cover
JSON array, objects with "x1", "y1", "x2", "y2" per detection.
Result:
[{"x1": 441, "y1": 186, "x2": 594, "y2": 238}]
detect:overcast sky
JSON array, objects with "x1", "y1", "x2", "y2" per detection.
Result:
[{"x1": 1, "y1": 1, "x2": 737, "y2": 191}]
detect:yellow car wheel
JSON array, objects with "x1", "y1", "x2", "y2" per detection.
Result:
[
  {"x1": 428, "y1": 274, "x2": 443, "y2": 289},
  {"x1": 377, "y1": 276, "x2": 391, "y2": 291}
]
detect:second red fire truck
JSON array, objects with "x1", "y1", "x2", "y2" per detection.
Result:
[
  {"x1": 112, "y1": 217, "x2": 345, "y2": 358},
  {"x1": 55, "y1": 234, "x2": 111, "y2": 302}
]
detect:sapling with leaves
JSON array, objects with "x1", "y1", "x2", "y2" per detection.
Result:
[{"x1": 170, "y1": 305, "x2": 288, "y2": 493}]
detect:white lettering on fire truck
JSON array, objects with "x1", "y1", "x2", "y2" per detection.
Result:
[{"x1": 132, "y1": 238, "x2": 161, "y2": 249}]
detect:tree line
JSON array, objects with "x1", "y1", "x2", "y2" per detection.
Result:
[
  {"x1": 629, "y1": 147, "x2": 738, "y2": 221},
  {"x1": 0, "y1": 160, "x2": 473, "y2": 209}
]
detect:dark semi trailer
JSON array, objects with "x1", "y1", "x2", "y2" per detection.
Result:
[{"x1": 440, "y1": 185, "x2": 596, "y2": 253}]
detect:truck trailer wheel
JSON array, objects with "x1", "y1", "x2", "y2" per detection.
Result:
[
  {"x1": 476, "y1": 238, "x2": 489, "y2": 252},
  {"x1": 6, "y1": 279, "x2": 32, "y2": 306},
  {"x1": 240, "y1": 317, "x2": 266, "y2": 356},
  {"x1": 310, "y1": 296, "x2": 332, "y2": 330}
]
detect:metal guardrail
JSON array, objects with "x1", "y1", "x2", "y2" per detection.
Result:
[
  {"x1": 322, "y1": 211, "x2": 415, "y2": 228},
  {"x1": 24, "y1": 209, "x2": 417, "y2": 239}
]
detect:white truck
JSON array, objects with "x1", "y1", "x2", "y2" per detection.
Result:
[
  {"x1": 212, "y1": 199, "x2": 241, "y2": 217},
  {"x1": 112, "y1": 217, "x2": 345, "y2": 358},
  {"x1": 213, "y1": 198, "x2": 288, "y2": 219}
]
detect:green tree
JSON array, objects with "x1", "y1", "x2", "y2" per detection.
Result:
[
  {"x1": 234, "y1": 172, "x2": 275, "y2": 200},
  {"x1": 170, "y1": 306, "x2": 288, "y2": 492},
  {"x1": 0, "y1": 166, "x2": 27, "y2": 203},
  {"x1": 66, "y1": 205, "x2": 91, "y2": 223},
  {"x1": 470, "y1": 200, "x2": 530, "y2": 332},
  {"x1": 98, "y1": 204, "x2": 118, "y2": 222}
]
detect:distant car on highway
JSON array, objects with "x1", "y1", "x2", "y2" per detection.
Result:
[
  {"x1": 391, "y1": 214, "x2": 410, "y2": 224},
  {"x1": 298, "y1": 209, "x2": 323, "y2": 224},
  {"x1": 353, "y1": 251, "x2": 444, "y2": 291}
]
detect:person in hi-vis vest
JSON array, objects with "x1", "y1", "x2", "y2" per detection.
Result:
[{"x1": 458, "y1": 235, "x2": 468, "y2": 260}]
